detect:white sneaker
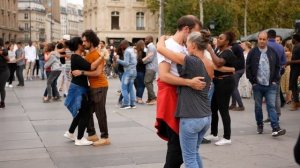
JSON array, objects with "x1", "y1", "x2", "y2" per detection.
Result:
[
  {"x1": 75, "y1": 137, "x2": 93, "y2": 146},
  {"x1": 63, "y1": 131, "x2": 75, "y2": 141},
  {"x1": 215, "y1": 138, "x2": 232, "y2": 146},
  {"x1": 8, "y1": 85, "x2": 13, "y2": 88},
  {"x1": 5, "y1": 82, "x2": 8, "y2": 87},
  {"x1": 204, "y1": 134, "x2": 219, "y2": 141}
]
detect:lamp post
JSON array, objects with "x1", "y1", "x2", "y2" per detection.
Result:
[
  {"x1": 28, "y1": 0, "x2": 31, "y2": 42},
  {"x1": 209, "y1": 20, "x2": 215, "y2": 36},
  {"x1": 159, "y1": 0, "x2": 164, "y2": 36}
]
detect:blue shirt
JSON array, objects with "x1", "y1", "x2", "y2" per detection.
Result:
[
  {"x1": 257, "y1": 48, "x2": 270, "y2": 86},
  {"x1": 268, "y1": 39, "x2": 286, "y2": 66},
  {"x1": 117, "y1": 47, "x2": 137, "y2": 72}
]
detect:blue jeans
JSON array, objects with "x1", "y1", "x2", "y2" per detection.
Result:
[
  {"x1": 121, "y1": 70, "x2": 136, "y2": 106},
  {"x1": 208, "y1": 83, "x2": 214, "y2": 106},
  {"x1": 134, "y1": 71, "x2": 145, "y2": 99},
  {"x1": 253, "y1": 83, "x2": 279, "y2": 129},
  {"x1": 39, "y1": 60, "x2": 45, "y2": 79},
  {"x1": 179, "y1": 116, "x2": 211, "y2": 168}
]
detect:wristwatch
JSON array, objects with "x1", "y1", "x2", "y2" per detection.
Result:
[{"x1": 81, "y1": 71, "x2": 84, "y2": 75}]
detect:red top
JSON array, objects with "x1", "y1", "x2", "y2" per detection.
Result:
[{"x1": 155, "y1": 79, "x2": 179, "y2": 141}]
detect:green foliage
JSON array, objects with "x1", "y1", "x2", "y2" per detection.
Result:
[{"x1": 146, "y1": 0, "x2": 300, "y2": 38}]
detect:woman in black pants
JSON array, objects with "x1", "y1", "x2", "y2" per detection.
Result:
[
  {"x1": 63, "y1": 37, "x2": 103, "y2": 145},
  {"x1": 205, "y1": 31, "x2": 237, "y2": 146},
  {"x1": 0, "y1": 46, "x2": 10, "y2": 108}
]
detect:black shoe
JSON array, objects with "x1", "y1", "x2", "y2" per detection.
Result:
[
  {"x1": 272, "y1": 127, "x2": 286, "y2": 137},
  {"x1": 0, "y1": 102, "x2": 5, "y2": 108},
  {"x1": 229, "y1": 104, "x2": 236, "y2": 110},
  {"x1": 257, "y1": 124, "x2": 264, "y2": 134},
  {"x1": 119, "y1": 105, "x2": 130, "y2": 109},
  {"x1": 201, "y1": 138, "x2": 211, "y2": 144},
  {"x1": 263, "y1": 118, "x2": 271, "y2": 124}
]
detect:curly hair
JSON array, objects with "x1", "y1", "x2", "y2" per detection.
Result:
[{"x1": 82, "y1": 29, "x2": 100, "y2": 47}]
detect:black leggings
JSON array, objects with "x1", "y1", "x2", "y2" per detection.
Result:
[
  {"x1": 0, "y1": 68, "x2": 10, "y2": 102},
  {"x1": 68, "y1": 94, "x2": 91, "y2": 140},
  {"x1": 211, "y1": 77, "x2": 235, "y2": 140},
  {"x1": 8, "y1": 63, "x2": 17, "y2": 84}
]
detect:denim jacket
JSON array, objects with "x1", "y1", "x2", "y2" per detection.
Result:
[
  {"x1": 117, "y1": 47, "x2": 137, "y2": 72},
  {"x1": 64, "y1": 83, "x2": 88, "y2": 118}
]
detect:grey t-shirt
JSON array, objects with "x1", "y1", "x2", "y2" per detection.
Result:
[
  {"x1": 175, "y1": 55, "x2": 212, "y2": 118},
  {"x1": 15, "y1": 48, "x2": 25, "y2": 66}
]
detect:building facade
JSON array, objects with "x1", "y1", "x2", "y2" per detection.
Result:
[
  {"x1": 45, "y1": 13, "x2": 61, "y2": 42},
  {"x1": 0, "y1": 0, "x2": 19, "y2": 43},
  {"x1": 83, "y1": 0, "x2": 159, "y2": 46},
  {"x1": 67, "y1": 3, "x2": 84, "y2": 38},
  {"x1": 18, "y1": 0, "x2": 46, "y2": 42}
]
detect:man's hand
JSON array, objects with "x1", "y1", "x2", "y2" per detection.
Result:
[
  {"x1": 187, "y1": 77, "x2": 206, "y2": 90},
  {"x1": 72, "y1": 70, "x2": 82, "y2": 77}
]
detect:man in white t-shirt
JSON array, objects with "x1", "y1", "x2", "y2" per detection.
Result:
[
  {"x1": 155, "y1": 15, "x2": 206, "y2": 168},
  {"x1": 24, "y1": 41, "x2": 37, "y2": 80}
]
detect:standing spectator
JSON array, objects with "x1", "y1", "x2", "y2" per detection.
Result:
[
  {"x1": 246, "y1": 31, "x2": 286, "y2": 137},
  {"x1": 7, "y1": 43, "x2": 17, "y2": 88},
  {"x1": 15, "y1": 42, "x2": 25, "y2": 86},
  {"x1": 24, "y1": 41, "x2": 36, "y2": 80},
  {"x1": 116, "y1": 40, "x2": 137, "y2": 109},
  {"x1": 38, "y1": 43, "x2": 45, "y2": 80},
  {"x1": 281, "y1": 41, "x2": 293, "y2": 104},
  {"x1": 113, "y1": 47, "x2": 124, "y2": 104},
  {"x1": 134, "y1": 40, "x2": 146, "y2": 104},
  {"x1": 264, "y1": 30, "x2": 286, "y2": 124},
  {"x1": 205, "y1": 31, "x2": 237, "y2": 146},
  {"x1": 99, "y1": 41, "x2": 110, "y2": 77},
  {"x1": 275, "y1": 35, "x2": 283, "y2": 44},
  {"x1": 32, "y1": 42, "x2": 40, "y2": 79},
  {"x1": 0, "y1": 45, "x2": 10, "y2": 108},
  {"x1": 229, "y1": 40, "x2": 245, "y2": 111},
  {"x1": 286, "y1": 33, "x2": 300, "y2": 111},
  {"x1": 238, "y1": 41, "x2": 252, "y2": 98},
  {"x1": 143, "y1": 35, "x2": 158, "y2": 105}
]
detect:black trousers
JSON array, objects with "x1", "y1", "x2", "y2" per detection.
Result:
[
  {"x1": 289, "y1": 69, "x2": 300, "y2": 102},
  {"x1": 68, "y1": 93, "x2": 91, "y2": 139},
  {"x1": 159, "y1": 121, "x2": 183, "y2": 168},
  {"x1": 8, "y1": 63, "x2": 17, "y2": 84},
  {"x1": 86, "y1": 87, "x2": 109, "y2": 138},
  {"x1": 211, "y1": 76, "x2": 235, "y2": 140},
  {"x1": 0, "y1": 68, "x2": 10, "y2": 102}
]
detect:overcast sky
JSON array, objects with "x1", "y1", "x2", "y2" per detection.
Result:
[{"x1": 67, "y1": 0, "x2": 83, "y2": 6}]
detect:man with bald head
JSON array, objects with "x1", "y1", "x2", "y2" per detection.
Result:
[
  {"x1": 246, "y1": 31, "x2": 286, "y2": 137},
  {"x1": 143, "y1": 35, "x2": 158, "y2": 105}
]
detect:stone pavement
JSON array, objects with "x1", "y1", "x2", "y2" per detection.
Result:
[{"x1": 0, "y1": 79, "x2": 299, "y2": 168}]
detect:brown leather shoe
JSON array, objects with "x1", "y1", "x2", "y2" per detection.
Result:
[
  {"x1": 86, "y1": 135, "x2": 99, "y2": 142},
  {"x1": 93, "y1": 138, "x2": 111, "y2": 146},
  {"x1": 232, "y1": 106, "x2": 245, "y2": 111}
]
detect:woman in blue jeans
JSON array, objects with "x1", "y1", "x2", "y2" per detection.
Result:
[
  {"x1": 116, "y1": 40, "x2": 137, "y2": 109},
  {"x1": 134, "y1": 40, "x2": 146, "y2": 104},
  {"x1": 157, "y1": 31, "x2": 213, "y2": 168}
]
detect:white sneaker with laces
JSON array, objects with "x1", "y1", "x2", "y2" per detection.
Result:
[
  {"x1": 215, "y1": 138, "x2": 232, "y2": 146},
  {"x1": 63, "y1": 131, "x2": 75, "y2": 141},
  {"x1": 75, "y1": 137, "x2": 93, "y2": 146},
  {"x1": 204, "y1": 134, "x2": 219, "y2": 141}
]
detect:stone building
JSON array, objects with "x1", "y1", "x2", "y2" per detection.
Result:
[
  {"x1": 18, "y1": 0, "x2": 46, "y2": 42},
  {"x1": 0, "y1": 0, "x2": 19, "y2": 43},
  {"x1": 83, "y1": 0, "x2": 159, "y2": 46}
]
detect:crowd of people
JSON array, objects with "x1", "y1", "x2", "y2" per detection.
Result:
[{"x1": 0, "y1": 14, "x2": 300, "y2": 168}]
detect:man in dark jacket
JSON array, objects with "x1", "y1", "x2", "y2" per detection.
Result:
[{"x1": 246, "y1": 31, "x2": 286, "y2": 137}]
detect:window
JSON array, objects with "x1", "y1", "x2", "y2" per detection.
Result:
[
  {"x1": 136, "y1": 12, "x2": 144, "y2": 30},
  {"x1": 24, "y1": 13, "x2": 28, "y2": 19},
  {"x1": 25, "y1": 34, "x2": 29, "y2": 41},
  {"x1": 111, "y1": 11, "x2": 119, "y2": 30},
  {"x1": 25, "y1": 23, "x2": 29, "y2": 30}
]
